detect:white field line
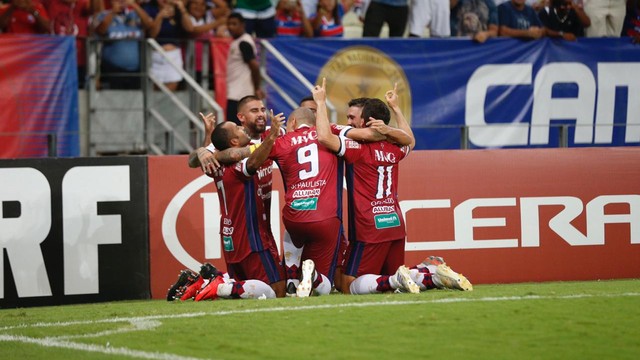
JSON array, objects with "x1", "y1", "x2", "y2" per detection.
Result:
[
  {"x1": 2, "y1": 292, "x2": 639, "y2": 332},
  {"x1": 1, "y1": 292, "x2": 638, "y2": 360},
  {"x1": 0, "y1": 334, "x2": 207, "y2": 360}
]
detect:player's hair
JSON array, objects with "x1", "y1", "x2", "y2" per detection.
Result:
[
  {"x1": 348, "y1": 97, "x2": 368, "y2": 108},
  {"x1": 290, "y1": 107, "x2": 315, "y2": 126},
  {"x1": 238, "y1": 95, "x2": 262, "y2": 113},
  {"x1": 299, "y1": 95, "x2": 314, "y2": 106},
  {"x1": 362, "y1": 98, "x2": 391, "y2": 125},
  {"x1": 228, "y1": 12, "x2": 245, "y2": 23},
  {"x1": 210, "y1": 121, "x2": 235, "y2": 151}
]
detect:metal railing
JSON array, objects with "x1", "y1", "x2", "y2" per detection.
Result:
[{"x1": 85, "y1": 37, "x2": 223, "y2": 156}]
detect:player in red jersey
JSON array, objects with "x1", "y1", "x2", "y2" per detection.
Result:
[
  {"x1": 315, "y1": 78, "x2": 473, "y2": 294},
  {"x1": 206, "y1": 111, "x2": 287, "y2": 298},
  {"x1": 266, "y1": 106, "x2": 351, "y2": 297}
]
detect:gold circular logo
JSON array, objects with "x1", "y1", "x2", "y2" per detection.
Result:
[{"x1": 317, "y1": 46, "x2": 411, "y2": 127}]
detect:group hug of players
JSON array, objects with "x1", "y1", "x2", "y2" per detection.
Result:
[{"x1": 166, "y1": 79, "x2": 472, "y2": 302}]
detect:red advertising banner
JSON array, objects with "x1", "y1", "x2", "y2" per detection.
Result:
[{"x1": 148, "y1": 148, "x2": 640, "y2": 299}]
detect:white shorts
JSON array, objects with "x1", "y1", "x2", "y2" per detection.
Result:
[
  {"x1": 150, "y1": 48, "x2": 184, "y2": 84},
  {"x1": 409, "y1": 0, "x2": 451, "y2": 37}
]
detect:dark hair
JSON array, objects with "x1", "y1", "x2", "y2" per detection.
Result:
[
  {"x1": 348, "y1": 97, "x2": 368, "y2": 108},
  {"x1": 228, "y1": 12, "x2": 245, "y2": 23},
  {"x1": 238, "y1": 95, "x2": 261, "y2": 112},
  {"x1": 210, "y1": 121, "x2": 235, "y2": 151},
  {"x1": 299, "y1": 95, "x2": 314, "y2": 105},
  {"x1": 362, "y1": 98, "x2": 391, "y2": 125}
]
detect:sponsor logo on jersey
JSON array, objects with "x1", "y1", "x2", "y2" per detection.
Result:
[
  {"x1": 346, "y1": 139, "x2": 361, "y2": 149},
  {"x1": 291, "y1": 179, "x2": 326, "y2": 190},
  {"x1": 374, "y1": 150, "x2": 397, "y2": 163},
  {"x1": 291, "y1": 197, "x2": 318, "y2": 211},
  {"x1": 223, "y1": 236, "x2": 234, "y2": 252},
  {"x1": 374, "y1": 213, "x2": 401, "y2": 229},
  {"x1": 372, "y1": 205, "x2": 396, "y2": 214},
  {"x1": 292, "y1": 188, "x2": 321, "y2": 198},
  {"x1": 222, "y1": 226, "x2": 234, "y2": 236}
]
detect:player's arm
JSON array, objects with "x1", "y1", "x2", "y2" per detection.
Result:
[
  {"x1": 366, "y1": 119, "x2": 413, "y2": 146},
  {"x1": 246, "y1": 111, "x2": 284, "y2": 174},
  {"x1": 344, "y1": 127, "x2": 386, "y2": 142},
  {"x1": 382, "y1": 83, "x2": 415, "y2": 149},
  {"x1": 188, "y1": 113, "x2": 220, "y2": 173},
  {"x1": 313, "y1": 78, "x2": 341, "y2": 152}
]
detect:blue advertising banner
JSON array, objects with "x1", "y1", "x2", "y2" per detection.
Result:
[
  {"x1": 0, "y1": 35, "x2": 79, "y2": 158},
  {"x1": 263, "y1": 37, "x2": 640, "y2": 150}
]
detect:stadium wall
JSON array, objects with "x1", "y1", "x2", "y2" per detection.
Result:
[{"x1": 2, "y1": 148, "x2": 640, "y2": 307}]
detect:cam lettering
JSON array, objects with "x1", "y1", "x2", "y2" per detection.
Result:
[
  {"x1": 401, "y1": 195, "x2": 640, "y2": 251},
  {"x1": 466, "y1": 62, "x2": 640, "y2": 147}
]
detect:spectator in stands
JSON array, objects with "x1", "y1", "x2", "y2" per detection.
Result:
[
  {"x1": 621, "y1": 0, "x2": 639, "y2": 42},
  {"x1": 186, "y1": 0, "x2": 228, "y2": 36},
  {"x1": 498, "y1": 0, "x2": 546, "y2": 39},
  {"x1": 0, "y1": 0, "x2": 51, "y2": 33},
  {"x1": 225, "y1": 12, "x2": 263, "y2": 124},
  {"x1": 362, "y1": 0, "x2": 409, "y2": 37},
  {"x1": 94, "y1": 0, "x2": 150, "y2": 89},
  {"x1": 185, "y1": 0, "x2": 229, "y2": 84},
  {"x1": 276, "y1": 0, "x2": 313, "y2": 37},
  {"x1": 494, "y1": 0, "x2": 547, "y2": 12},
  {"x1": 232, "y1": 0, "x2": 277, "y2": 38},
  {"x1": 311, "y1": 0, "x2": 345, "y2": 36},
  {"x1": 46, "y1": 0, "x2": 103, "y2": 88},
  {"x1": 539, "y1": 0, "x2": 590, "y2": 40},
  {"x1": 143, "y1": 0, "x2": 193, "y2": 91},
  {"x1": 583, "y1": 0, "x2": 626, "y2": 36},
  {"x1": 450, "y1": 0, "x2": 498, "y2": 42},
  {"x1": 408, "y1": 0, "x2": 450, "y2": 37}
]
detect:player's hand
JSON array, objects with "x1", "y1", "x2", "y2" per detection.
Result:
[
  {"x1": 367, "y1": 118, "x2": 391, "y2": 136},
  {"x1": 268, "y1": 110, "x2": 284, "y2": 139},
  {"x1": 385, "y1": 83, "x2": 399, "y2": 108},
  {"x1": 199, "y1": 112, "x2": 216, "y2": 135},
  {"x1": 312, "y1": 77, "x2": 326, "y2": 103},
  {"x1": 197, "y1": 147, "x2": 219, "y2": 174}
]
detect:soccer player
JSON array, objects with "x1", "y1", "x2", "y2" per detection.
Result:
[
  {"x1": 207, "y1": 111, "x2": 287, "y2": 298},
  {"x1": 314, "y1": 78, "x2": 473, "y2": 294},
  {"x1": 265, "y1": 106, "x2": 346, "y2": 297}
]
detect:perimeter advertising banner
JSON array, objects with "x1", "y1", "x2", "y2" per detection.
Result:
[
  {"x1": 0, "y1": 35, "x2": 79, "y2": 158},
  {"x1": 147, "y1": 149, "x2": 640, "y2": 299},
  {"x1": 0, "y1": 157, "x2": 148, "y2": 308},
  {"x1": 263, "y1": 38, "x2": 640, "y2": 150}
]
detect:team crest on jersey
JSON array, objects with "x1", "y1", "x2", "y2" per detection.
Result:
[
  {"x1": 374, "y1": 213, "x2": 401, "y2": 229},
  {"x1": 223, "y1": 236, "x2": 234, "y2": 251},
  {"x1": 291, "y1": 197, "x2": 318, "y2": 211}
]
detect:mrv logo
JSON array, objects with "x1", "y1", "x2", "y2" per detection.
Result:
[
  {"x1": 401, "y1": 195, "x2": 639, "y2": 251},
  {"x1": 466, "y1": 63, "x2": 640, "y2": 147}
]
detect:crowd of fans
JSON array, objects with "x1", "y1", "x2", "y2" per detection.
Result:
[{"x1": 1, "y1": 0, "x2": 638, "y2": 88}]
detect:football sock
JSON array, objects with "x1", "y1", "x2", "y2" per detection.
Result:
[
  {"x1": 349, "y1": 274, "x2": 392, "y2": 294},
  {"x1": 313, "y1": 273, "x2": 332, "y2": 295},
  {"x1": 217, "y1": 279, "x2": 276, "y2": 299},
  {"x1": 410, "y1": 268, "x2": 437, "y2": 291},
  {"x1": 283, "y1": 230, "x2": 302, "y2": 288},
  {"x1": 426, "y1": 265, "x2": 445, "y2": 288}
]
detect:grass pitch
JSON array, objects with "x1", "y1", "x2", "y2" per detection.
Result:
[{"x1": 1, "y1": 279, "x2": 639, "y2": 360}]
